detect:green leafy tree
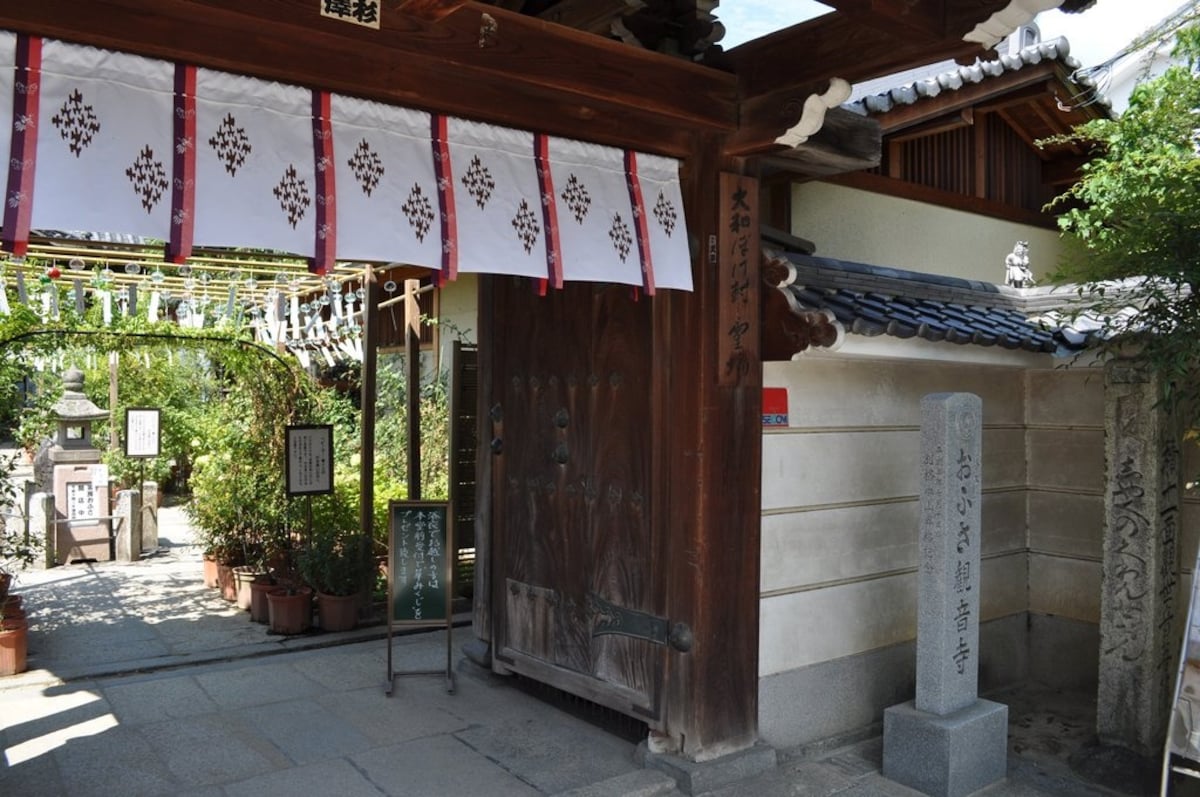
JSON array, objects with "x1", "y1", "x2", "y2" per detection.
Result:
[{"x1": 1049, "y1": 23, "x2": 1200, "y2": 417}]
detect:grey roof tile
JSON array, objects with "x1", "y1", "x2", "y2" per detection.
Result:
[
  {"x1": 846, "y1": 36, "x2": 1109, "y2": 117},
  {"x1": 771, "y1": 251, "x2": 1091, "y2": 356}
]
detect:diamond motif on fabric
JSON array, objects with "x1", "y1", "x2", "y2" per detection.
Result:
[
  {"x1": 402, "y1": 183, "x2": 435, "y2": 243},
  {"x1": 560, "y1": 174, "x2": 591, "y2": 224},
  {"x1": 348, "y1": 138, "x2": 384, "y2": 197},
  {"x1": 512, "y1": 199, "x2": 541, "y2": 254},
  {"x1": 50, "y1": 89, "x2": 101, "y2": 157},
  {"x1": 272, "y1": 165, "x2": 311, "y2": 228},
  {"x1": 461, "y1": 155, "x2": 495, "y2": 209},
  {"x1": 125, "y1": 145, "x2": 169, "y2": 213},
  {"x1": 653, "y1": 191, "x2": 678, "y2": 237},
  {"x1": 208, "y1": 113, "x2": 252, "y2": 177},
  {"x1": 609, "y1": 213, "x2": 633, "y2": 262}
]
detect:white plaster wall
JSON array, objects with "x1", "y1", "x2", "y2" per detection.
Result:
[
  {"x1": 433, "y1": 273, "x2": 478, "y2": 373},
  {"x1": 790, "y1": 182, "x2": 1065, "y2": 284},
  {"x1": 1023, "y1": 367, "x2": 1105, "y2": 625},
  {"x1": 760, "y1": 357, "x2": 1032, "y2": 677}
]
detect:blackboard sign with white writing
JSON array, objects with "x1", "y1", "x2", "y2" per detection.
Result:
[{"x1": 389, "y1": 501, "x2": 452, "y2": 625}]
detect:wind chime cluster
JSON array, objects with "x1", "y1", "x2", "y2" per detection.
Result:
[{"x1": 0, "y1": 255, "x2": 370, "y2": 370}]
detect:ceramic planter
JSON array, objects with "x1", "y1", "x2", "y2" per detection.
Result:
[
  {"x1": 317, "y1": 592, "x2": 358, "y2": 632},
  {"x1": 266, "y1": 587, "x2": 312, "y2": 635}
]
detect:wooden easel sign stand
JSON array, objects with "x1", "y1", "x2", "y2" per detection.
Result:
[{"x1": 385, "y1": 500, "x2": 455, "y2": 695}]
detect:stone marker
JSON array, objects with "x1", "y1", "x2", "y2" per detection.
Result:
[
  {"x1": 883, "y1": 393, "x2": 1007, "y2": 797},
  {"x1": 1098, "y1": 360, "x2": 1180, "y2": 756}
]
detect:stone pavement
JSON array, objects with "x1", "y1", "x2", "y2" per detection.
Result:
[{"x1": 0, "y1": 503, "x2": 1168, "y2": 796}]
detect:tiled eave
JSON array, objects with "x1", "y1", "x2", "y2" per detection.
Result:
[{"x1": 763, "y1": 250, "x2": 1107, "y2": 359}]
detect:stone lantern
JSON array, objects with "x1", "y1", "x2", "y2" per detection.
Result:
[
  {"x1": 49, "y1": 368, "x2": 108, "y2": 459},
  {"x1": 44, "y1": 368, "x2": 112, "y2": 563}
]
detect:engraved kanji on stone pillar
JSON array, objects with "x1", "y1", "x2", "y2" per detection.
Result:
[{"x1": 1098, "y1": 359, "x2": 1181, "y2": 755}]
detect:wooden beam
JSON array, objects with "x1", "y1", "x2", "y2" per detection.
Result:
[
  {"x1": 0, "y1": 0, "x2": 736, "y2": 157},
  {"x1": 818, "y1": 0, "x2": 949, "y2": 38},
  {"x1": 537, "y1": 0, "x2": 645, "y2": 34},
  {"x1": 761, "y1": 107, "x2": 882, "y2": 178},
  {"x1": 889, "y1": 108, "x2": 974, "y2": 143},
  {"x1": 869, "y1": 70, "x2": 1058, "y2": 136},
  {"x1": 397, "y1": 0, "x2": 467, "y2": 22}
]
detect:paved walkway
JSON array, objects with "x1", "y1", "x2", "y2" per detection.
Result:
[{"x1": 0, "y1": 502, "x2": 1167, "y2": 796}]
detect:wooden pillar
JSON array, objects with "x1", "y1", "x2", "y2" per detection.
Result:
[{"x1": 658, "y1": 134, "x2": 763, "y2": 759}]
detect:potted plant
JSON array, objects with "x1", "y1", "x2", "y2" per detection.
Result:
[
  {"x1": 299, "y1": 526, "x2": 371, "y2": 632},
  {"x1": 297, "y1": 475, "x2": 372, "y2": 632}
]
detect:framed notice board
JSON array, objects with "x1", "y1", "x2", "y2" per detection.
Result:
[
  {"x1": 124, "y1": 407, "x2": 161, "y2": 458},
  {"x1": 285, "y1": 425, "x2": 334, "y2": 496},
  {"x1": 386, "y1": 500, "x2": 455, "y2": 695}
]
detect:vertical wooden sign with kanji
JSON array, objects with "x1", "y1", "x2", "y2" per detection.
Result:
[{"x1": 717, "y1": 173, "x2": 760, "y2": 387}]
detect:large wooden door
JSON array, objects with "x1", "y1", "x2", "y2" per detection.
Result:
[{"x1": 489, "y1": 278, "x2": 666, "y2": 722}]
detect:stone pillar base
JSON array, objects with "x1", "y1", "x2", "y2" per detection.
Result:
[
  {"x1": 883, "y1": 698, "x2": 1007, "y2": 797},
  {"x1": 635, "y1": 740, "x2": 776, "y2": 795}
]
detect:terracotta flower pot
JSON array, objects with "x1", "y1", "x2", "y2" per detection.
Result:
[
  {"x1": 216, "y1": 563, "x2": 237, "y2": 602},
  {"x1": 248, "y1": 577, "x2": 276, "y2": 624},
  {"x1": 266, "y1": 587, "x2": 312, "y2": 635},
  {"x1": 317, "y1": 592, "x2": 358, "y2": 632},
  {"x1": 202, "y1": 555, "x2": 219, "y2": 589},
  {"x1": 233, "y1": 566, "x2": 266, "y2": 611},
  {"x1": 0, "y1": 623, "x2": 27, "y2": 675}
]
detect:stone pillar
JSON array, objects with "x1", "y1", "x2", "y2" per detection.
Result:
[
  {"x1": 28, "y1": 492, "x2": 54, "y2": 569},
  {"x1": 113, "y1": 489, "x2": 141, "y2": 563},
  {"x1": 883, "y1": 393, "x2": 1007, "y2": 797},
  {"x1": 141, "y1": 481, "x2": 158, "y2": 552},
  {"x1": 1098, "y1": 360, "x2": 1181, "y2": 755}
]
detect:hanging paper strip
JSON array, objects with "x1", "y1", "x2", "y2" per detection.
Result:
[
  {"x1": 168, "y1": 63, "x2": 196, "y2": 263},
  {"x1": 329, "y1": 96, "x2": 440, "y2": 267},
  {"x1": 445, "y1": 117, "x2": 546, "y2": 280},
  {"x1": 192, "y1": 69, "x2": 316, "y2": 256},
  {"x1": 2, "y1": 34, "x2": 39, "y2": 257},
  {"x1": 31, "y1": 41, "x2": 174, "y2": 240},
  {"x1": 311, "y1": 90, "x2": 335, "y2": 274}
]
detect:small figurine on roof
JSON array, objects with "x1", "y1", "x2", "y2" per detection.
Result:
[{"x1": 1004, "y1": 240, "x2": 1034, "y2": 288}]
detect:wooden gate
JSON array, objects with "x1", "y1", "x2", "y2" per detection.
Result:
[{"x1": 488, "y1": 278, "x2": 668, "y2": 722}]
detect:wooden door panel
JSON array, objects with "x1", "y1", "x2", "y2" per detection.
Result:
[{"x1": 491, "y1": 278, "x2": 662, "y2": 719}]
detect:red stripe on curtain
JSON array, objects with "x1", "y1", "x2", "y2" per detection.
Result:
[
  {"x1": 534, "y1": 133, "x2": 563, "y2": 290},
  {"x1": 167, "y1": 63, "x2": 196, "y2": 263},
  {"x1": 624, "y1": 150, "x2": 655, "y2": 295},
  {"x1": 2, "y1": 35, "x2": 41, "y2": 258},
  {"x1": 311, "y1": 90, "x2": 335, "y2": 274},
  {"x1": 432, "y1": 114, "x2": 457, "y2": 286}
]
